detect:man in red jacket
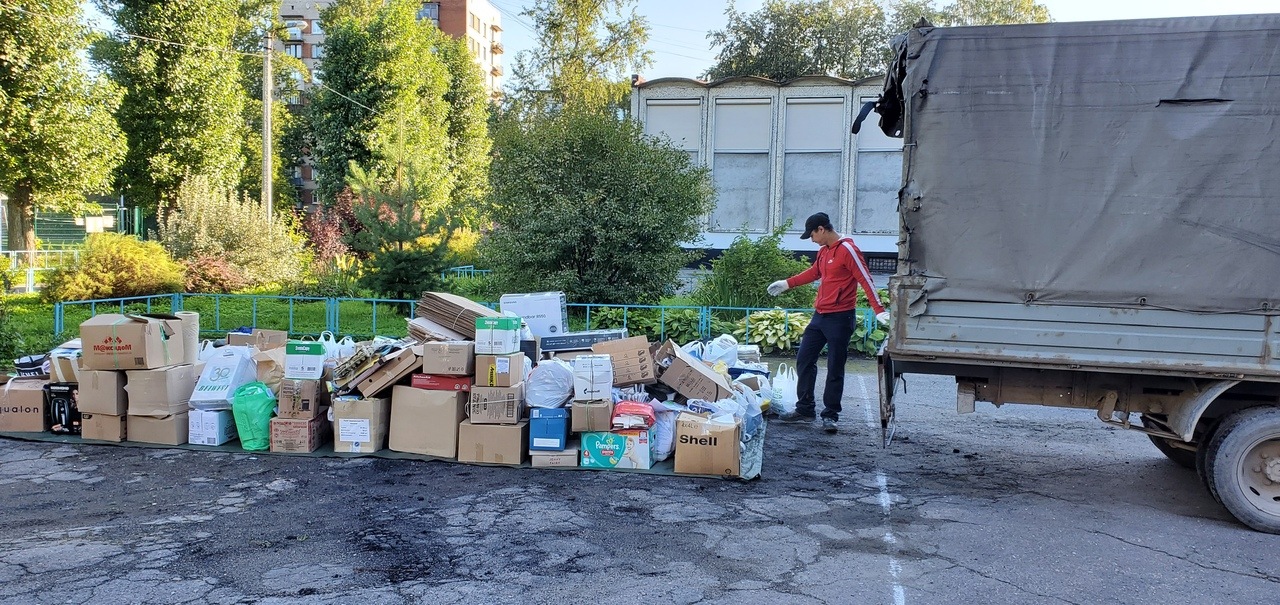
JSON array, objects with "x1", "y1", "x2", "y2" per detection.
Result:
[{"x1": 767, "y1": 212, "x2": 884, "y2": 433}]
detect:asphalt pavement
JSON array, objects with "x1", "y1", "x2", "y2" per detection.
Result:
[{"x1": 2, "y1": 359, "x2": 1278, "y2": 604}]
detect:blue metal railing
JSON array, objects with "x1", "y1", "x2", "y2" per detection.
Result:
[{"x1": 439, "y1": 265, "x2": 492, "y2": 279}]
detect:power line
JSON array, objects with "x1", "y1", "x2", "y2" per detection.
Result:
[
  {"x1": 311, "y1": 80, "x2": 379, "y2": 114},
  {"x1": 651, "y1": 21, "x2": 710, "y2": 33},
  {"x1": 0, "y1": 2, "x2": 264, "y2": 58}
]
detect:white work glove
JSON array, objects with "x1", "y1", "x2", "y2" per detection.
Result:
[
  {"x1": 767, "y1": 280, "x2": 790, "y2": 297},
  {"x1": 876, "y1": 311, "x2": 891, "y2": 327}
]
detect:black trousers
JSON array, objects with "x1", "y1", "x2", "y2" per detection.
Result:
[{"x1": 794, "y1": 309, "x2": 856, "y2": 421}]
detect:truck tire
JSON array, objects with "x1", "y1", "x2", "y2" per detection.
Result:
[
  {"x1": 1140, "y1": 415, "x2": 1195, "y2": 469},
  {"x1": 1204, "y1": 406, "x2": 1280, "y2": 533}
]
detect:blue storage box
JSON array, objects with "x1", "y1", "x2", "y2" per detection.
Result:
[{"x1": 529, "y1": 407, "x2": 570, "y2": 451}]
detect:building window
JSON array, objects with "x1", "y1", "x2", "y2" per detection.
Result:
[
  {"x1": 781, "y1": 98, "x2": 845, "y2": 234},
  {"x1": 854, "y1": 95, "x2": 905, "y2": 234},
  {"x1": 418, "y1": 2, "x2": 439, "y2": 23},
  {"x1": 311, "y1": 43, "x2": 323, "y2": 59},
  {"x1": 711, "y1": 98, "x2": 772, "y2": 233},
  {"x1": 471, "y1": 13, "x2": 481, "y2": 31},
  {"x1": 311, "y1": 19, "x2": 324, "y2": 35},
  {"x1": 284, "y1": 44, "x2": 302, "y2": 59},
  {"x1": 645, "y1": 99, "x2": 701, "y2": 166}
]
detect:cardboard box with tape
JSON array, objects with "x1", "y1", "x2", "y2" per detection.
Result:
[
  {"x1": 330, "y1": 397, "x2": 390, "y2": 453},
  {"x1": 420, "y1": 341, "x2": 475, "y2": 376},
  {"x1": 591, "y1": 336, "x2": 656, "y2": 386},
  {"x1": 457, "y1": 420, "x2": 528, "y2": 465},
  {"x1": 475, "y1": 353, "x2": 525, "y2": 387},
  {"x1": 674, "y1": 412, "x2": 741, "y2": 477},
  {"x1": 80, "y1": 314, "x2": 187, "y2": 371},
  {"x1": 389, "y1": 385, "x2": 466, "y2": 458}
]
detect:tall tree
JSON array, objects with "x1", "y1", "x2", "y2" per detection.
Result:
[
  {"x1": 706, "y1": 0, "x2": 886, "y2": 82},
  {"x1": 94, "y1": 0, "x2": 248, "y2": 213},
  {"x1": 942, "y1": 0, "x2": 1050, "y2": 26},
  {"x1": 437, "y1": 35, "x2": 491, "y2": 226},
  {"x1": 0, "y1": 1, "x2": 125, "y2": 254},
  {"x1": 508, "y1": 0, "x2": 652, "y2": 114},
  {"x1": 309, "y1": 0, "x2": 451, "y2": 206}
]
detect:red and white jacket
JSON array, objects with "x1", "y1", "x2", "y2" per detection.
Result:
[{"x1": 786, "y1": 237, "x2": 884, "y2": 315}]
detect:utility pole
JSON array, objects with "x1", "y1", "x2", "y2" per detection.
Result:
[{"x1": 262, "y1": 19, "x2": 274, "y2": 224}]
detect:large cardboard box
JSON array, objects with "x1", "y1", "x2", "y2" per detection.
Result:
[
  {"x1": 271, "y1": 415, "x2": 329, "y2": 453},
  {"x1": 354, "y1": 347, "x2": 421, "y2": 398},
  {"x1": 227, "y1": 329, "x2": 288, "y2": 350},
  {"x1": 475, "y1": 317, "x2": 522, "y2": 355},
  {"x1": 284, "y1": 341, "x2": 326, "y2": 380},
  {"x1": 674, "y1": 412, "x2": 741, "y2": 477},
  {"x1": 475, "y1": 353, "x2": 525, "y2": 387},
  {"x1": 570, "y1": 400, "x2": 613, "y2": 433},
  {"x1": 277, "y1": 378, "x2": 330, "y2": 419},
  {"x1": 592, "y1": 336, "x2": 656, "y2": 386},
  {"x1": 468, "y1": 382, "x2": 524, "y2": 424},
  {"x1": 572, "y1": 355, "x2": 613, "y2": 400},
  {"x1": 420, "y1": 341, "x2": 475, "y2": 376},
  {"x1": 129, "y1": 412, "x2": 189, "y2": 446},
  {"x1": 125, "y1": 365, "x2": 198, "y2": 417},
  {"x1": 411, "y1": 374, "x2": 473, "y2": 392},
  {"x1": 0, "y1": 379, "x2": 47, "y2": 432},
  {"x1": 531, "y1": 444, "x2": 579, "y2": 468},
  {"x1": 580, "y1": 429, "x2": 655, "y2": 469},
  {"x1": 81, "y1": 413, "x2": 126, "y2": 442},
  {"x1": 80, "y1": 314, "x2": 186, "y2": 371},
  {"x1": 529, "y1": 407, "x2": 569, "y2": 450},
  {"x1": 331, "y1": 397, "x2": 391, "y2": 453},
  {"x1": 188, "y1": 409, "x2": 237, "y2": 446},
  {"x1": 499, "y1": 292, "x2": 568, "y2": 338},
  {"x1": 388, "y1": 385, "x2": 466, "y2": 457},
  {"x1": 78, "y1": 370, "x2": 127, "y2": 415},
  {"x1": 656, "y1": 341, "x2": 733, "y2": 402},
  {"x1": 190, "y1": 350, "x2": 256, "y2": 409},
  {"x1": 457, "y1": 420, "x2": 528, "y2": 465}
]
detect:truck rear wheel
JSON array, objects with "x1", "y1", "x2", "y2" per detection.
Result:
[
  {"x1": 1140, "y1": 415, "x2": 1195, "y2": 469},
  {"x1": 1204, "y1": 406, "x2": 1280, "y2": 533}
]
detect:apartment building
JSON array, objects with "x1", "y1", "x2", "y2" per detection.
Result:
[{"x1": 277, "y1": 0, "x2": 503, "y2": 207}]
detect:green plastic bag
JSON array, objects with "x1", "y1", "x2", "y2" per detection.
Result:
[{"x1": 231, "y1": 382, "x2": 276, "y2": 451}]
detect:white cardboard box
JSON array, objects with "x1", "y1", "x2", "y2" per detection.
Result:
[
  {"x1": 190, "y1": 351, "x2": 257, "y2": 409},
  {"x1": 187, "y1": 409, "x2": 237, "y2": 446},
  {"x1": 572, "y1": 355, "x2": 613, "y2": 401},
  {"x1": 499, "y1": 292, "x2": 568, "y2": 338}
]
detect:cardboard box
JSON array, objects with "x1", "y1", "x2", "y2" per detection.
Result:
[
  {"x1": 78, "y1": 370, "x2": 127, "y2": 415},
  {"x1": 190, "y1": 350, "x2": 257, "y2": 409},
  {"x1": 188, "y1": 409, "x2": 237, "y2": 446},
  {"x1": 656, "y1": 341, "x2": 733, "y2": 402},
  {"x1": 475, "y1": 317, "x2": 521, "y2": 355},
  {"x1": 354, "y1": 346, "x2": 421, "y2": 398},
  {"x1": 420, "y1": 341, "x2": 475, "y2": 376},
  {"x1": 470, "y1": 383, "x2": 525, "y2": 403},
  {"x1": 227, "y1": 329, "x2": 288, "y2": 350},
  {"x1": 81, "y1": 413, "x2": 126, "y2": 442},
  {"x1": 277, "y1": 378, "x2": 330, "y2": 419},
  {"x1": 388, "y1": 385, "x2": 466, "y2": 457},
  {"x1": 540, "y1": 329, "x2": 628, "y2": 352},
  {"x1": 572, "y1": 355, "x2": 613, "y2": 400},
  {"x1": 475, "y1": 353, "x2": 525, "y2": 387},
  {"x1": 530, "y1": 445, "x2": 580, "y2": 468},
  {"x1": 80, "y1": 314, "x2": 186, "y2": 371},
  {"x1": 580, "y1": 428, "x2": 655, "y2": 469},
  {"x1": 50, "y1": 351, "x2": 81, "y2": 384},
  {"x1": 271, "y1": 415, "x2": 329, "y2": 453},
  {"x1": 520, "y1": 339, "x2": 541, "y2": 368},
  {"x1": 457, "y1": 420, "x2": 528, "y2": 465},
  {"x1": 529, "y1": 407, "x2": 569, "y2": 450},
  {"x1": 411, "y1": 374, "x2": 473, "y2": 392},
  {"x1": 45, "y1": 382, "x2": 81, "y2": 435},
  {"x1": 125, "y1": 364, "x2": 198, "y2": 417},
  {"x1": 592, "y1": 336, "x2": 656, "y2": 386},
  {"x1": 0, "y1": 379, "x2": 47, "y2": 432},
  {"x1": 571, "y1": 400, "x2": 613, "y2": 433},
  {"x1": 331, "y1": 397, "x2": 391, "y2": 453},
  {"x1": 284, "y1": 341, "x2": 326, "y2": 380},
  {"x1": 499, "y1": 292, "x2": 568, "y2": 338},
  {"x1": 129, "y1": 412, "x2": 189, "y2": 446},
  {"x1": 674, "y1": 412, "x2": 741, "y2": 477},
  {"x1": 467, "y1": 396, "x2": 523, "y2": 425}
]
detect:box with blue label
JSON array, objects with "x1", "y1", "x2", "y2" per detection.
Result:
[
  {"x1": 579, "y1": 428, "x2": 655, "y2": 470},
  {"x1": 529, "y1": 407, "x2": 569, "y2": 451}
]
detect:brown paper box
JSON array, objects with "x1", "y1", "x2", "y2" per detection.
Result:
[
  {"x1": 81, "y1": 413, "x2": 126, "y2": 442},
  {"x1": 271, "y1": 415, "x2": 329, "y2": 453},
  {"x1": 80, "y1": 314, "x2": 186, "y2": 371},
  {"x1": 129, "y1": 412, "x2": 189, "y2": 446},
  {"x1": 530, "y1": 445, "x2": 580, "y2": 468},
  {"x1": 457, "y1": 420, "x2": 528, "y2": 465},
  {"x1": 467, "y1": 383, "x2": 524, "y2": 425},
  {"x1": 227, "y1": 329, "x2": 288, "y2": 350},
  {"x1": 388, "y1": 385, "x2": 466, "y2": 457},
  {"x1": 0, "y1": 379, "x2": 48, "y2": 432},
  {"x1": 420, "y1": 341, "x2": 475, "y2": 376},
  {"x1": 354, "y1": 347, "x2": 421, "y2": 398},
  {"x1": 592, "y1": 336, "x2": 656, "y2": 386},
  {"x1": 277, "y1": 378, "x2": 330, "y2": 419},
  {"x1": 125, "y1": 365, "x2": 198, "y2": 417},
  {"x1": 656, "y1": 340, "x2": 733, "y2": 402},
  {"x1": 78, "y1": 370, "x2": 128, "y2": 415},
  {"x1": 331, "y1": 397, "x2": 391, "y2": 453},
  {"x1": 674, "y1": 412, "x2": 741, "y2": 477},
  {"x1": 570, "y1": 400, "x2": 613, "y2": 433},
  {"x1": 475, "y1": 353, "x2": 526, "y2": 387}
]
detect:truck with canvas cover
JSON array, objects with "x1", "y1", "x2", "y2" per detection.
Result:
[{"x1": 869, "y1": 14, "x2": 1280, "y2": 532}]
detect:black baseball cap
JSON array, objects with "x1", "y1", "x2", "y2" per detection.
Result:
[{"x1": 801, "y1": 212, "x2": 832, "y2": 239}]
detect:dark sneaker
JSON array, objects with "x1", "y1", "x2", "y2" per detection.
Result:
[
  {"x1": 822, "y1": 419, "x2": 839, "y2": 434},
  {"x1": 777, "y1": 412, "x2": 816, "y2": 424}
]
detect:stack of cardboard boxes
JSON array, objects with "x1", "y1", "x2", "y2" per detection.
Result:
[
  {"x1": 271, "y1": 342, "x2": 332, "y2": 453},
  {"x1": 459, "y1": 317, "x2": 528, "y2": 464},
  {"x1": 388, "y1": 341, "x2": 474, "y2": 458}
]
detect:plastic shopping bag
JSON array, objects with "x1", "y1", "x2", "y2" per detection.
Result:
[
  {"x1": 704, "y1": 334, "x2": 739, "y2": 366},
  {"x1": 231, "y1": 382, "x2": 277, "y2": 451},
  {"x1": 771, "y1": 363, "x2": 798, "y2": 415},
  {"x1": 526, "y1": 359, "x2": 574, "y2": 408}
]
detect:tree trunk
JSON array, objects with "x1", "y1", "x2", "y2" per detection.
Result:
[{"x1": 5, "y1": 185, "x2": 36, "y2": 265}]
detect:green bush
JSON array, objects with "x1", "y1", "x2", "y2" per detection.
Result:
[
  {"x1": 734, "y1": 309, "x2": 811, "y2": 353},
  {"x1": 693, "y1": 226, "x2": 816, "y2": 310},
  {"x1": 183, "y1": 255, "x2": 250, "y2": 293},
  {"x1": 587, "y1": 306, "x2": 703, "y2": 344},
  {"x1": 850, "y1": 309, "x2": 888, "y2": 356},
  {"x1": 483, "y1": 110, "x2": 714, "y2": 305},
  {"x1": 43, "y1": 233, "x2": 183, "y2": 302}
]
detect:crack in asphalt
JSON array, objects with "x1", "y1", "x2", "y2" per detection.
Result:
[
  {"x1": 1088, "y1": 530, "x2": 1280, "y2": 584},
  {"x1": 928, "y1": 558, "x2": 1085, "y2": 605}
]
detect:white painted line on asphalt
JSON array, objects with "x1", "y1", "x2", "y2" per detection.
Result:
[{"x1": 860, "y1": 374, "x2": 907, "y2": 605}]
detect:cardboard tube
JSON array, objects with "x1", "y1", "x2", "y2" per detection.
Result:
[{"x1": 176, "y1": 311, "x2": 200, "y2": 365}]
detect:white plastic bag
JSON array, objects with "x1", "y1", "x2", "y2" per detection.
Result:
[
  {"x1": 526, "y1": 359, "x2": 574, "y2": 408},
  {"x1": 704, "y1": 334, "x2": 738, "y2": 366},
  {"x1": 336, "y1": 336, "x2": 357, "y2": 359},
  {"x1": 318, "y1": 331, "x2": 341, "y2": 360},
  {"x1": 197, "y1": 340, "x2": 218, "y2": 362},
  {"x1": 681, "y1": 340, "x2": 704, "y2": 360},
  {"x1": 772, "y1": 363, "x2": 798, "y2": 415},
  {"x1": 651, "y1": 403, "x2": 677, "y2": 462}
]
